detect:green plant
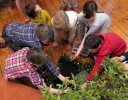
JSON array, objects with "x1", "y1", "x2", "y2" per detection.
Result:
[{"x1": 41, "y1": 57, "x2": 128, "y2": 100}]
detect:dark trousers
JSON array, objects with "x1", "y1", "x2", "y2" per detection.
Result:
[{"x1": 2, "y1": 33, "x2": 23, "y2": 52}]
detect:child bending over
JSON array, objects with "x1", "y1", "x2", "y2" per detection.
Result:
[
  {"x1": 74, "y1": 1, "x2": 111, "y2": 58},
  {"x1": 52, "y1": 10, "x2": 80, "y2": 51},
  {"x1": 4, "y1": 47, "x2": 69, "y2": 94}
]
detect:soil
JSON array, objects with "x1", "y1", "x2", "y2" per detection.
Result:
[{"x1": 58, "y1": 61, "x2": 80, "y2": 78}]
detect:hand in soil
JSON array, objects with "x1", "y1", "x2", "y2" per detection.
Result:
[
  {"x1": 65, "y1": 44, "x2": 72, "y2": 51},
  {"x1": 52, "y1": 42, "x2": 59, "y2": 48}
]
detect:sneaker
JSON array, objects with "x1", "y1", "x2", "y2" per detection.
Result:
[
  {"x1": 72, "y1": 6, "x2": 79, "y2": 13},
  {"x1": 0, "y1": 37, "x2": 6, "y2": 48}
]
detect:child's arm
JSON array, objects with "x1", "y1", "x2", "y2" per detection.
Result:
[
  {"x1": 57, "y1": 74, "x2": 70, "y2": 83},
  {"x1": 43, "y1": 10, "x2": 51, "y2": 26},
  {"x1": 65, "y1": 26, "x2": 75, "y2": 51},
  {"x1": 68, "y1": 26, "x2": 76, "y2": 44},
  {"x1": 52, "y1": 26, "x2": 59, "y2": 48},
  {"x1": 48, "y1": 88, "x2": 69, "y2": 94},
  {"x1": 74, "y1": 43, "x2": 84, "y2": 59}
]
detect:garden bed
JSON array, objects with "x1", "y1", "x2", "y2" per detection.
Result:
[{"x1": 44, "y1": 53, "x2": 93, "y2": 88}]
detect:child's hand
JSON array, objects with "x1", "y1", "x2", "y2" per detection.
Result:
[
  {"x1": 63, "y1": 88, "x2": 70, "y2": 94},
  {"x1": 81, "y1": 82, "x2": 87, "y2": 92},
  {"x1": 65, "y1": 44, "x2": 72, "y2": 51},
  {"x1": 63, "y1": 77, "x2": 70, "y2": 85},
  {"x1": 52, "y1": 42, "x2": 59, "y2": 48},
  {"x1": 74, "y1": 50, "x2": 80, "y2": 59},
  {"x1": 112, "y1": 56, "x2": 124, "y2": 62},
  {"x1": 43, "y1": 48, "x2": 46, "y2": 52}
]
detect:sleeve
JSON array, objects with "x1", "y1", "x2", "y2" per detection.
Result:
[
  {"x1": 53, "y1": 26, "x2": 59, "y2": 42},
  {"x1": 30, "y1": 40, "x2": 44, "y2": 49},
  {"x1": 29, "y1": 71, "x2": 46, "y2": 91},
  {"x1": 87, "y1": 56, "x2": 105, "y2": 81},
  {"x1": 68, "y1": 26, "x2": 76, "y2": 44},
  {"x1": 82, "y1": 23, "x2": 101, "y2": 44},
  {"x1": 78, "y1": 12, "x2": 88, "y2": 36},
  {"x1": 46, "y1": 59, "x2": 61, "y2": 76},
  {"x1": 31, "y1": 18, "x2": 35, "y2": 23},
  {"x1": 43, "y1": 10, "x2": 51, "y2": 26},
  {"x1": 79, "y1": 21, "x2": 86, "y2": 35}
]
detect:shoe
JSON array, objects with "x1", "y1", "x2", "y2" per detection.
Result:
[
  {"x1": 0, "y1": 43, "x2": 6, "y2": 48},
  {"x1": 0, "y1": 37, "x2": 6, "y2": 48},
  {"x1": 72, "y1": 6, "x2": 79, "y2": 13}
]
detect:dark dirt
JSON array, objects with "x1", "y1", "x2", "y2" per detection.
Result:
[{"x1": 59, "y1": 61, "x2": 80, "y2": 78}]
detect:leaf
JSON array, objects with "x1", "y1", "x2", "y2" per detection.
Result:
[
  {"x1": 71, "y1": 73, "x2": 75, "y2": 79},
  {"x1": 49, "y1": 84, "x2": 52, "y2": 90},
  {"x1": 50, "y1": 93, "x2": 57, "y2": 99}
]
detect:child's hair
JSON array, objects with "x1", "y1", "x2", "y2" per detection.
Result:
[
  {"x1": 25, "y1": 2, "x2": 36, "y2": 19},
  {"x1": 34, "y1": 22, "x2": 54, "y2": 43},
  {"x1": 52, "y1": 10, "x2": 69, "y2": 29},
  {"x1": 27, "y1": 47, "x2": 48, "y2": 65},
  {"x1": 84, "y1": 34, "x2": 101, "y2": 49},
  {"x1": 83, "y1": 1, "x2": 97, "y2": 19}
]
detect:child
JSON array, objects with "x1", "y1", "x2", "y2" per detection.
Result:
[
  {"x1": 4, "y1": 47, "x2": 69, "y2": 94},
  {"x1": 52, "y1": 10, "x2": 80, "y2": 51},
  {"x1": 74, "y1": 1, "x2": 111, "y2": 58},
  {"x1": 80, "y1": 33, "x2": 127, "y2": 91},
  {"x1": 112, "y1": 51, "x2": 128, "y2": 70},
  {"x1": 25, "y1": 2, "x2": 51, "y2": 26},
  {"x1": 2, "y1": 22, "x2": 53, "y2": 51}
]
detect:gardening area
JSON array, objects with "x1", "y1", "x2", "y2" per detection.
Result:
[{"x1": 41, "y1": 54, "x2": 128, "y2": 100}]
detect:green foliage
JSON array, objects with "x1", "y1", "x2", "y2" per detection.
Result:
[{"x1": 41, "y1": 57, "x2": 128, "y2": 100}]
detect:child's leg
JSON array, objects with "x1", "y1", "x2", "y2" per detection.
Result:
[
  {"x1": 16, "y1": 0, "x2": 30, "y2": 22},
  {"x1": 74, "y1": 27, "x2": 82, "y2": 45},
  {"x1": 70, "y1": 0, "x2": 79, "y2": 13},
  {"x1": 60, "y1": 0, "x2": 68, "y2": 10},
  {"x1": 16, "y1": 0, "x2": 36, "y2": 22}
]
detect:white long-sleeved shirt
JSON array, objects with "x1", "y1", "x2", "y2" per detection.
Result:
[{"x1": 78, "y1": 12, "x2": 111, "y2": 44}]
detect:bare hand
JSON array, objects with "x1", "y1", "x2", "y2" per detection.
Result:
[
  {"x1": 81, "y1": 82, "x2": 87, "y2": 92},
  {"x1": 74, "y1": 50, "x2": 80, "y2": 59},
  {"x1": 63, "y1": 88, "x2": 70, "y2": 94},
  {"x1": 112, "y1": 56, "x2": 124, "y2": 62},
  {"x1": 52, "y1": 42, "x2": 59, "y2": 48},
  {"x1": 63, "y1": 77, "x2": 70, "y2": 85},
  {"x1": 81, "y1": 84, "x2": 86, "y2": 92},
  {"x1": 65, "y1": 44, "x2": 72, "y2": 51}
]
